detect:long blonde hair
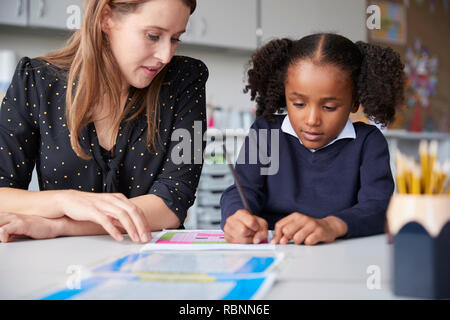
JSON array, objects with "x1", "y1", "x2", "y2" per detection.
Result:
[{"x1": 38, "y1": 0, "x2": 196, "y2": 159}]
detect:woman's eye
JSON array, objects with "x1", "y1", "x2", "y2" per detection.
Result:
[
  {"x1": 147, "y1": 34, "x2": 159, "y2": 41},
  {"x1": 323, "y1": 106, "x2": 336, "y2": 111},
  {"x1": 171, "y1": 37, "x2": 181, "y2": 43},
  {"x1": 293, "y1": 103, "x2": 305, "y2": 108}
]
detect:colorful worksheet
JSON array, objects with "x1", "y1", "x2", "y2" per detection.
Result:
[
  {"x1": 40, "y1": 274, "x2": 276, "y2": 300},
  {"x1": 38, "y1": 252, "x2": 282, "y2": 300},
  {"x1": 141, "y1": 229, "x2": 275, "y2": 251},
  {"x1": 92, "y1": 252, "x2": 283, "y2": 275}
]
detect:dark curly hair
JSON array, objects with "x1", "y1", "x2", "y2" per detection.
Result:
[{"x1": 244, "y1": 33, "x2": 405, "y2": 126}]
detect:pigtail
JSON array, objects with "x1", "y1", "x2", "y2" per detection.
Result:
[
  {"x1": 355, "y1": 42, "x2": 405, "y2": 126},
  {"x1": 244, "y1": 38, "x2": 293, "y2": 121}
]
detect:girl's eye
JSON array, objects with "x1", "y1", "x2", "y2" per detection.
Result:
[
  {"x1": 293, "y1": 103, "x2": 305, "y2": 108},
  {"x1": 171, "y1": 37, "x2": 181, "y2": 43},
  {"x1": 323, "y1": 106, "x2": 337, "y2": 111}
]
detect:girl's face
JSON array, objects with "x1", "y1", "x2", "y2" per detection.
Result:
[
  {"x1": 102, "y1": 0, "x2": 190, "y2": 90},
  {"x1": 285, "y1": 60, "x2": 358, "y2": 150}
]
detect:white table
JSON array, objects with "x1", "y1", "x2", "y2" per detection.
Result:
[{"x1": 0, "y1": 233, "x2": 410, "y2": 300}]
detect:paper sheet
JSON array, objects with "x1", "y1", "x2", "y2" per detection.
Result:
[
  {"x1": 93, "y1": 252, "x2": 282, "y2": 275},
  {"x1": 141, "y1": 229, "x2": 275, "y2": 251},
  {"x1": 38, "y1": 251, "x2": 282, "y2": 300},
  {"x1": 41, "y1": 274, "x2": 276, "y2": 300}
]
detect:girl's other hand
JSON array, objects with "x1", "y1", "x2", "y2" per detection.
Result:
[
  {"x1": 271, "y1": 212, "x2": 348, "y2": 245},
  {"x1": 0, "y1": 212, "x2": 61, "y2": 243},
  {"x1": 223, "y1": 209, "x2": 268, "y2": 244}
]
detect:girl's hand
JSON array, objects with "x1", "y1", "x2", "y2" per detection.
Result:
[
  {"x1": 223, "y1": 209, "x2": 268, "y2": 244},
  {"x1": 0, "y1": 212, "x2": 61, "y2": 243},
  {"x1": 56, "y1": 190, "x2": 151, "y2": 243},
  {"x1": 270, "y1": 212, "x2": 348, "y2": 245}
]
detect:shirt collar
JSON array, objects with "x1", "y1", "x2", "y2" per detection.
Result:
[{"x1": 281, "y1": 115, "x2": 356, "y2": 152}]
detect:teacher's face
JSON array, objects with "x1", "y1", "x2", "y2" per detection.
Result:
[{"x1": 102, "y1": 0, "x2": 190, "y2": 90}]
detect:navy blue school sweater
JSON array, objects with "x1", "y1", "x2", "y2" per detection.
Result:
[{"x1": 220, "y1": 115, "x2": 394, "y2": 239}]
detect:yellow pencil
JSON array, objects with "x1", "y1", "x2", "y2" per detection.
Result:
[
  {"x1": 440, "y1": 160, "x2": 449, "y2": 195},
  {"x1": 425, "y1": 140, "x2": 438, "y2": 194},
  {"x1": 396, "y1": 151, "x2": 407, "y2": 194},
  {"x1": 435, "y1": 163, "x2": 446, "y2": 195},
  {"x1": 404, "y1": 157, "x2": 414, "y2": 194},
  {"x1": 419, "y1": 140, "x2": 429, "y2": 193},
  {"x1": 411, "y1": 162, "x2": 421, "y2": 194}
]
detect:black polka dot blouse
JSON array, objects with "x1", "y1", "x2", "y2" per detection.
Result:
[{"x1": 0, "y1": 56, "x2": 208, "y2": 223}]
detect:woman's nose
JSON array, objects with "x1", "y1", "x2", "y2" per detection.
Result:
[{"x1": 154, "y1": 39, "x2": 173, "y2": 64}]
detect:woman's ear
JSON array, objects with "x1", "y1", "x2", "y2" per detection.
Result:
[{"x1": 100, "y1": 4, "x2": 114, "y2": 34}]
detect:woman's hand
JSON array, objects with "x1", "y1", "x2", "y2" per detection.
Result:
[
  {"x1": 0, "y1": 212, "x2": 61, "y2": 243},
  {"x1": 270, "y1": 212, "x2": 348, "y2": 245},
  {"x1": 55, "y1": 190, "x2": 152, "y2": 243},
  {"x1": 223, "y1": 209, "x2": 268, "y2": 244}
]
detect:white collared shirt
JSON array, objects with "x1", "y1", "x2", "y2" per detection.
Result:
[{"x1": 281, "y1": 115, "x2": 356, "y2": 152}]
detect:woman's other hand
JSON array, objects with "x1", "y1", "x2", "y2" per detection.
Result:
[
  {"x1": 0, "y1": 212, "x2": 61, "y2": 243},
  {"x1": 56, "y1": 190, "x2": 152, "y2": 243}
]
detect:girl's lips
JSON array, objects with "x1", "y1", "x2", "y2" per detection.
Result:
[{"x1": 301, "y1": 130, "x2": 323, "y2": 141}]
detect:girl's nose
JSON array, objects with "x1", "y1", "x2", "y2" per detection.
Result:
[{"x1": 305, "y1": 107, "x2": 321, "y2": 126}]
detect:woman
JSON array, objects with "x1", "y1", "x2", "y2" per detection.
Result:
[{"x1": 0, "y1": 0, "x2": 208, "y2": 243}]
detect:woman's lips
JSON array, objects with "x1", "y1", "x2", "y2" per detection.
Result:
[
  {"x1": 301, "y1": 130, "x2": 323, "y2": 141},
  {"x1": 141, "y1": 66, "x2": 160, "y2": 77}
]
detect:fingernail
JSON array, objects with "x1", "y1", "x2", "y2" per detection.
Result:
[
  {"x1": 254, "y1": 237, "x2": 261, "y2": 244},
  {"x1": 117, "y1": 234, "x2": 124, "y2": 241},
  {"x1": 132, "y1": 232, "x2": 139, "y2": 242},
  {"x1": 141, "y1": 232, "x2": 151, "y2": 242}
]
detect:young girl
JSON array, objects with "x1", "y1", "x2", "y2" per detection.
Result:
[
  {"x1": 0, "y1": 0, "x2": 207, "y2": 243},
  {"x1": 221, "y1": 33, "x2": 405, "y2": 245}
]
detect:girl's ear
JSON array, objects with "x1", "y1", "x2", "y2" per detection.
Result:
[{"x1": 100, "y1": 4, "x2": 114, "y2": 34}]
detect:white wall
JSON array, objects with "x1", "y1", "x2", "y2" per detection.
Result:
[
  {"x1": 0, "y1": 27, "x2": 68, "y2": 58},
  {"x1": 177, "y1": 45, "x2": 254, "y2": 111}
]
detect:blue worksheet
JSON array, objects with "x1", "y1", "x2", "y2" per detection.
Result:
[{"x1": 38, "y1": 252, "x2": 283, "y2": 300}]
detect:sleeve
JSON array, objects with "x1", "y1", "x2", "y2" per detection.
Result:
[
  {"x1": 148, "y1": 58, "x2": 209, "y2": 223},
  {"x1": 332, "y1": 128, "x2": 395, "y2": 238},
  {"x1": 0, "y1": 57, "x2": 40, "y2": 189},
  {"x1": 220, "y1": 118, "x2": 270, "y2": 229}
]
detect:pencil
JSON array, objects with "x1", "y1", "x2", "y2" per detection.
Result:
[
  {"x1": 426, "y1": 140, "x2": 438, "y2": 194},
  {"x1": 434, "y1": 163, "x2": 444, "y2": 195},
  {"x1": 405, "y1": 157, "x2": 414, "y2": 194},
  {"x1": 411, "y1": 162, "x2": 421, "y2": 195},
  {"x1": 419, "y1": 140, "x2": 429, "y2": 193},
  {"x1": 222, "y1": 144, "x2": 253, "y2": 213},
  {"x1": 440, "y1": 160, "x2": 449, "y2": 195}
]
